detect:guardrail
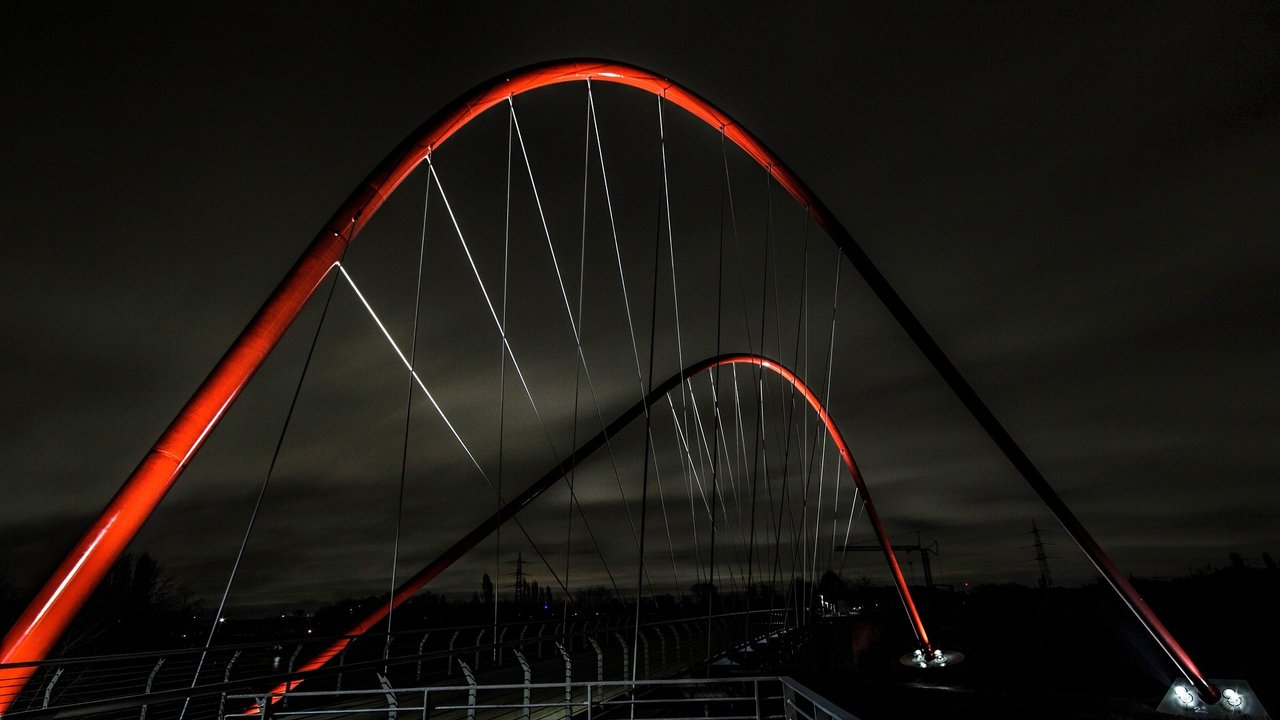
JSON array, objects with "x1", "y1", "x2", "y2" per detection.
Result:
[
  {"x1": 223, "y1": 675, "x2": 858, "y2": 720},
  {"x1": 0, "y1": 611, "x2": 790, "y2": 719}
]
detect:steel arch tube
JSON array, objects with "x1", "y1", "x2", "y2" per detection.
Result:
[
  {"x1": 256, "y1": 353, "x2": 931, "y2": 706},
  {"x1": 0, "y1": 58, "x2": 1217, "y2": 708}
]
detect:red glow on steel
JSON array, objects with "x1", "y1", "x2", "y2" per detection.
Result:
[
  {"x1": 722, "y1": 357, "x2": 931, "y2": 651},
  {"x1": 1, "y1": 62, "x2": 825, "y2": 710},
  {"x1": 0, "y1": 58, "x2": 1219, "y2": 710}
]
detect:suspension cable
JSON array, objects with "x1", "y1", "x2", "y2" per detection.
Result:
[
  {"x1": 495, "y1": 105, "x2": 514, "y2": 658},
  {"x1": 177, "y1": 218, "x2": 353, "y2": 720},
  {"x1": 334, "y1": 263, "x2": 578, "y2": 602},
  {"x1": 630, "y1": 93, "x2": 670, "y2": 685},
  {"x1": 386, "y1": 161, "x2": 434, "y2": 662},
  {"x1": 424, "y1": 160, "x2": 624, "y2": 600},
  {"x1": 586, "y1": 83, "x2": 683, "y2": 594},
  {"x1": 508, "y1": 99, "x2": 644, "y2": 553}
]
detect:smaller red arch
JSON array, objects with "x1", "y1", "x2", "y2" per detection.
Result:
[{"x1": 252, "y1": 352, "x2": 931, "y2": 707}]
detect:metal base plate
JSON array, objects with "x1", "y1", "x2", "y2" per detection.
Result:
[
  {"x1": 899, "y1": 647, "x2": 965, "y2": 668},
  {"x1": 1157, "y1": 679, "x2": 1269, "y2": 718}
]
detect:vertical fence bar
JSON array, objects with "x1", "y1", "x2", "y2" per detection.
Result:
[
  {"x1": 40, "y1": 667, "x2": 63, "y2": 710},
  {"x1": 377, "y1": 672, "x2": 398, "y2": 720},
  {"x1": 139, "y1": 657, "x2": 165, "y2": 720},
  {"x1": 586, "y1": 632, "x2": 601, "y2": 676},
  {"x1": 416, "y1": 631, "x2": 430, "y2": 682},
  {"x1": 336, "y1": 646, "x2": 347, "y2": 691},
  {"x1": 514, "y1": 649, "x2": 532, "y2": 720},
  {"x1": 457, "y1": 660, "x2": 476, "y2": 720},
  {"x1": 783, "y1": 681, "x2": 797, "y2": 720},
  {"x1": 613, "y1": 632, "x2": 629, "y2": 681},
  {"x1": 555, "y1": 642, "x2": 571, "y2": 719},
  {"x1": 637, "y1": 631, "x2": 649, "y2": 679},
  {"x1": 217, "y1": 649, "x2": 242, "y2": 719}
]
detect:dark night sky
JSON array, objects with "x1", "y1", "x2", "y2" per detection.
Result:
[{"x1": 1, "y1": 2, "x2": 1277, "y2": 614}]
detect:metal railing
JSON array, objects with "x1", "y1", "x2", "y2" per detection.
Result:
[
  {"x1": 0, "y1": 611, "x2": 790, "y2": 719},
  {"x1": 223, "y1": 675, "x2": 859, "y2": 720}
]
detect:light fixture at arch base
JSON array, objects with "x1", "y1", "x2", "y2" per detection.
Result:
[
  {"x1": 1157, "y1": 679, "x2": 1269, "y2": 718},
  {"x1": 900, "y1": 647, "x2": 965, "y2": 669}
]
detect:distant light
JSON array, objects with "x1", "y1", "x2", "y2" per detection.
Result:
[
  {"x1": 218, "y1": 616, "x2": 226, "y2": 624},
  {"x1": 1173, "y1": 686, "x2": 1195, "y2": 705}
]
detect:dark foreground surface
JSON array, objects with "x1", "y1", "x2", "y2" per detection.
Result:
[{"x1": 783, "y1": 572, "x2": 1277, "y2": 719}]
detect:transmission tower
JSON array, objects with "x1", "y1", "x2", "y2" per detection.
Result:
[{"x1": 1031, "y1": 520, "x2": 1054, "y2": 589}]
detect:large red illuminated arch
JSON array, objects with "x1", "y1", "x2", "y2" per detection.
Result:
[
  {"x1": 0, "y1": 60, "x2": 891, "y2": 710},
  {"x1": 0, "y1": 59, "x2": 1218, "y2": 710}
]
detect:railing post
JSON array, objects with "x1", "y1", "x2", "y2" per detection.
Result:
[
  {"x1": 498, "y1": 625, "x2": 509, "y2": 666},
  {"x1": 140, "y1": 657, "x2": 165, "y2": 720},
  {"x1": 40, "y1": 666, "x2": 64, "y2": 709},
  {"x1": 513, "y1": 648, "x2": 532, "y2": 720},
  {"x1": 336, "y1": 646, "x2": 347, "y2": 691},
  {"x1": 587, "y1": 637, "x2": 604, "y2": 681},
  {"x1": 613, "y1": 632, "x2": 629, "y2": 681},
  {"x1": 377, "y1": 672, "x2": 398, "y2": 720},
  {"x1": 555, "y1": 641, "x2": 572, "y2": 719},
  {"x1": 474, "y1": 627, "x2": 486, "y2": 670},
  {"x1": 448, "y1": 630, "x2": 460, "y2": 675},
  {"x1": 637, "y1": 630, "x2": 650, "y2": 679},
  {"x1": 654, "y1": 625, "x2": 667, "y2": 669},
  {"x1": 284, "y1": 643, "x2": 302, "y2": 708},
  {"x1": 217, "y1": 649, "x2": 242, "y2": 719},
  {"x1": 416, "y1": 631, "x2": 430, "y2": 682},
  {"x1": 456, "y1": 659, "x2": 476, "y2": 720}
]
